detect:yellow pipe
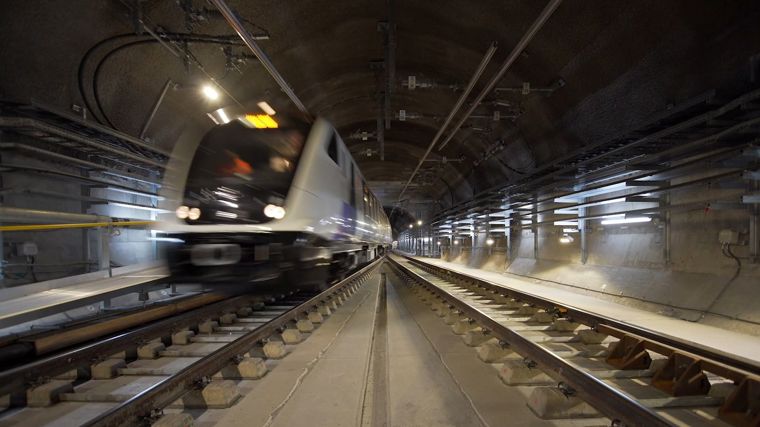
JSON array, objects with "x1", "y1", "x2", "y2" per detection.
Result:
[
  {"x1": 33, "y1": 293, "x2": 227, "y2": 355},
  {"x1": 0, "y1": 220, "x2": 155, "y2": 232}
]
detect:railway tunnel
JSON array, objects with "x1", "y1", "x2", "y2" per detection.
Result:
[{"x1": 0, "y1": 1, "x2": 759, "y2": 426}]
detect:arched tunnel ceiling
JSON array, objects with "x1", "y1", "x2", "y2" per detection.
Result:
[{"x1": 1, "y1": 0, "x2": 759, "y2": 232}]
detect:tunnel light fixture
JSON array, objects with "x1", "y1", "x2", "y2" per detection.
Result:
[
  {"x1": 105, "y1": 187, "x2": 164, "y2": 200},
  {"x1": 107, "y1": 202, "x2": 168, "y2": 213},
  {"x1": 409, "y1": 224, "x2": 413, "y2": 228},
  {"x1": 201, "y1": 84, "x2": 220, "y2": 101},
  {"x1": 417, "y1": 220, "x2": 423, "y2": 226},
  {"x1": 437, "y1": 241, "x2": 442, "y2": 246},
  {"x1": 601, "y1": 216, "x2": 651, "y2": 225},
  {"x1": 208, "y1": 107, "x2": 232, "y2": 125},
  {"x1": 559, "y1": 234, "x2": 574, "y2": 244},
  {"x1": 562, "y1": 228, "x2": 579, "y2": 233},
  {"x1": 454, "y1": 240, "x2": 460, "y2": 245},
  {"x1": 486, "y1": 238, "x2": 495, "y2": 246},
  {"x1": 147, "y1": 236, "x2": 185, "y2": 243},
  {"x1": 257, "y1": 101, "x2": 276, "y2": 115}
]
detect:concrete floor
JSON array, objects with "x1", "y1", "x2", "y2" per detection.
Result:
[
  {"x1": 205, "y1": 266, "x2": 602, "y2": 427},
  {"x1": 411, "y1": 256, "x2": 760, "y2": 367}
]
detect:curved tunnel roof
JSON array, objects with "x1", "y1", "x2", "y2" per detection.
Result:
[{"x1": 1, "y1": 0, "x2": 758, "y2": 231}]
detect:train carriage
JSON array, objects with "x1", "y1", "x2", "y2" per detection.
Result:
[{"x1": 160, "y1": 114, "x2": 391, "y2": 289}]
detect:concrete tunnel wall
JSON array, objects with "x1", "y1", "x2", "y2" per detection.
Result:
[{"x1": 432, "y1": 184, "x2": 760, "y2": 336}]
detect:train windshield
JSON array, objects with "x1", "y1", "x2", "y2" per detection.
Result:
[{"x1": 183, "y1": 120, "x2": 308, "y2": 224}]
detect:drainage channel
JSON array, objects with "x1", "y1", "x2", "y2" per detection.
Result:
[
  {"x1": 0, "y1": 259, "x2": 382, "y2": 427},
  {"x1": 388, "y1": 255, "x2": 758, "y2": 427}
]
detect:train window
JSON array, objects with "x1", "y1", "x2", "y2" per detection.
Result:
[
  {"x1": 327, "y1": 132, "x2": 339, "y2": 164},
  {"x1": 342, "y1": 148, "x2": 350, "y2": 177},
  {"x1": 183, "y1": 120, "x2": 308, "y2": 224},
  {"x1": 350, "y1": 162, "x2": 356, "y2": 208},
  {"x1": 363, "y1": 181, "x2": 370, "y2": 217}
]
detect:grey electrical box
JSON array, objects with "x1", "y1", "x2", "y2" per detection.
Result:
[
  {"x1": 15, "y1": 241, "x2": 39, "y2": 256},
  {"x1": 718, "y1": 229, "x2": 740, "y2": 245}
]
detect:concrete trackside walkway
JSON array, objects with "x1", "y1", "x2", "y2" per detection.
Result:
[
  {"x1": 206, "y1": 264, "x2": 592, "y2": 427},
  {"x1": 207, "y1": 270, "x2": 381, "y2": 427}
]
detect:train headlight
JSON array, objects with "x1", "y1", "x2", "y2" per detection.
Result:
[
  {"x1": 176, "y1": 205, "x2": 190, "y2": 219},
  {"x1": 264, "y1": 204, "x2": 286, "y2": 219},
  {"x1": 188, "y1": 207, "x2": 201, "y2": 220}
]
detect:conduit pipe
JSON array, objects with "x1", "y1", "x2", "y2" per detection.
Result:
[
  {"x1": 0, "y1": 207, "x2": 108, "y2": 224},
  {"x1": 211, "y1": 0, "x2": 312, "y2": 120},
  {"x1": 33, "y1": 293, "x2": 225, "y2": 355},
  {"x1": 397, "y1": 41, "x2": 498, "y2": 200},
  {"x1": 437, "y1": 0, "x2": 563, "y2": 150}
]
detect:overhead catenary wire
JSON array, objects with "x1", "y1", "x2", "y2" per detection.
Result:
[
  {"x1": 437, "y1": 0, "x2": 563, "y2": 151},
  {"x1": 77, "y1": 33, "x2": 249, "y2": 129},
  {"x1": 210, "y1": 0, "x2": 313, "y2": 121},
  {"x1": 395, "y1": 42, "x2": 498, "y2": 203}
]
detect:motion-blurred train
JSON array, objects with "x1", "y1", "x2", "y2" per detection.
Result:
[{"x1": 160, "y1": 113, "x2": 391, "y2": 289}]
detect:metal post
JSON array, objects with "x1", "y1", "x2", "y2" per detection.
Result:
[
  {"x1": 750, "y1": 180, "x2": 759, "y2": 263},
  {"x1": 663, "y1": 191, "x2": 671, "y2": 265},
  {"x1": 0, "y1": 147, "x2": 4, "y2": 286},
  {"x1": 140, "y1": 79, "x2": 173, "y2": 139},
  {"x1": 579, "y1": 198, "x2": 588, "y2": 264},
  {"x1": 99, "y1": 225, "x2": 112, "y2": 277},
  {"x1": 486, "y1": 211, "x2": 492, "y2": 256},
  {"x1": 532, "y1": 196, "x2": 539, "y2": 260},
  {"x1": 506, "y1": 217, "x2": 512, "y2": 266}
]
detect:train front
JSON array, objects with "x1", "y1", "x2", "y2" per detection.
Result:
[{"x1": 162, "y1": 115, "x2": 317, "y2": 286}]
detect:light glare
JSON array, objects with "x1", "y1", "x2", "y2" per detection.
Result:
[
  {"x1": 176, "y1": 205, "x2": 189, "y2": 219},
  {"x1": 188, "y1": 207, "x2": 201, "y2": 220},
  {"x1": 264, "y1": 204, "x2": 286, "y2": 219},
  {"x1": 202, "y1": 85, "x2": 220, "y2": 101}
]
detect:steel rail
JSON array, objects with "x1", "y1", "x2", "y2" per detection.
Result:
[
  {"x1": 398, "y1": 255, "x2": 760, "y2": 378},
  {"x1": 0, "y1": 293, "x2": 254, "y2": 397},
  {"x1": 388, "y1": 257, "x2": 671, "y2": 427},
  {"x1": 84, "y1": 258, "x2": 382, "y2": 427},
  {"x1": 211, "y1": 0, "x2": 312, "y2": 120}
]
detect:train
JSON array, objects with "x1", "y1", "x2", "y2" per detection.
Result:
[{"x1": 159, "y1": 112, "x2": 391, "y2": 289}]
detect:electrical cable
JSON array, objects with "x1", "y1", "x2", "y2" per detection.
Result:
[
  {"x1": 90, "y1": 36, "x2": 245, "y2": 132},
  {"x1": 78, "y1": 32, "x2": 245, "y2": 129},
  {"x1": 699, "y1": 243, "x2": 742, "y2": 321},
  {"x1": 27, "y1": 255, "x2": 38, "y2": 282}
]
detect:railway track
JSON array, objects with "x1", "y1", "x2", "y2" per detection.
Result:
[
  {"x1": 388, "y1": 255, "x2": 759, "y2": 427},
  {"x1": 0, "y1": 259, "x2": 381, "y2": 427}
]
